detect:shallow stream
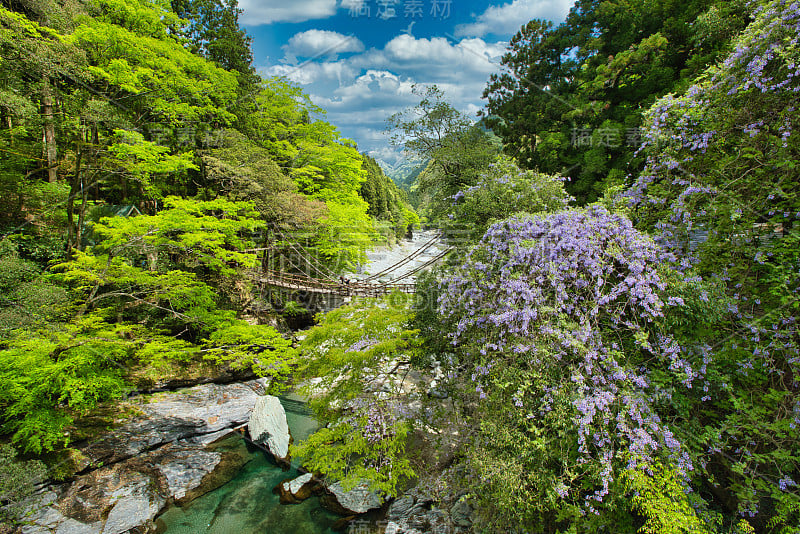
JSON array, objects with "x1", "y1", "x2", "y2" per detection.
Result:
[
  {"x1": 156, "y1": 234, "x2": 444, "y2": 533},
  {"x1": 155, "y1": 395, "x2": 341, "y2": 534}
]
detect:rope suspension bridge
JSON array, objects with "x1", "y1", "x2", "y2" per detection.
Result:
[{"x1": 253, "y1": 230, "x2": 450, "y2": 297}]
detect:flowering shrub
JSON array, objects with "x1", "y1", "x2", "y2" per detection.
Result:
[
  {"x1": 293, "y1": 293, "x2": 420, "y2": 495},
  {"x1": 628, "y1": 0, "x2": 800, "y2": 261},
  {"x1": 292, "y1": 398, "x2": 415, "y2": 496},
  {"x1": 626, "y1": 0, "x2": 800, "y2": 529},
  {"x1": 438, "y1": 206, "x2": 706, "y2": 528}
]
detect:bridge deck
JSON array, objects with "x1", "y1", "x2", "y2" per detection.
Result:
[{"x1": 257, "y1": 270, "x2": 415, "y2": 297}]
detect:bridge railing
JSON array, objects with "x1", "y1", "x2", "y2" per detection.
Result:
[{"x1": 257, "y1": 269, "x2": 416, "y2": 295}]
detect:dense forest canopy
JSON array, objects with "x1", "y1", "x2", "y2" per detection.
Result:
[
  {"x1": 482, "y1": 0, "x2": 751, "y2": 203},
  {"x1": 0, "y1": 0, "x2": 415, "y2": 471},
  {"x1": 1, "y1": 0, "x2": 798, "y2": 532}
]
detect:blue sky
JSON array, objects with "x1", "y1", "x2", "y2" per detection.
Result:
[{"x1": 239, "y1": 0, "x2": 575, "y2": 169}]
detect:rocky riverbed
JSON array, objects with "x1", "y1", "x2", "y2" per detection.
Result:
[
  {"x1": 16, "y1": 346, "x2": 475, "y2": 534},
  {"x1": 16, "y1": 232, "x2": 475, "y2": 534},
  {"x1": 19, "y1": 380, "x2": 269, "y2": 534}
]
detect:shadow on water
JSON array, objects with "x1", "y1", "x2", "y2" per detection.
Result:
[{"x1": 155, "y1": 395, "x2": 342, "y2": 534}]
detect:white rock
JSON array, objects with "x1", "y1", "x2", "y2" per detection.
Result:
[
  {"x1": 157, "y1": 448, "x2": 222, "y2": 500},
  {"x1": 101, "y1": 474, "x2": 165, "y2": 534},
  {"x1": 189, "y1": 428, "x2": 233, "y2": 446},
  {"x1": 56, "y1": 518, "x2": 103, "y2": 534},
  {"x1": 283, "y1": 472, "x2": 313, "y2": 495},
  {"x1": 248, "y1": 395, "x2": 291, "y2": 461}
]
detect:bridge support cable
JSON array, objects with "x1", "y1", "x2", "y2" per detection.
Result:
[
  {"x1": 360, "y1": 233, "x2": 442, "y2": 282},
  {"x1": 252, "y1": 232, "x2": 451, "y2": 300},
  {"x1": 257, "y1": 269, "x2": 415, "y2": 296},
  {"x1": 255, "y1": 246, "x2": 451, "y2": 298},
  {"x1": 379, "y1": 247, "x2": 453, "y2": 285},
  {"x1": 269, "y1": 225, "x2": 340, "y2": 282}
]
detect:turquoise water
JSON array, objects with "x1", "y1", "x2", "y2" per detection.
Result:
[{"x1": 155, "y1": 395, "x2": 342, "y2": 534}]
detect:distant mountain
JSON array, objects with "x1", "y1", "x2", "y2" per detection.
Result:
[{"x1": 376, "y1": 157, "x2": 427, "y2": 190}]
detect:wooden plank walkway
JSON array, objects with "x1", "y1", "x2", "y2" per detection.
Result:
[{"x1": 256, "y1": 269, "x2": 416, "y2": 297}]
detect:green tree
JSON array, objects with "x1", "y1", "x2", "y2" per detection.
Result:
[
  {"x1": 388, "y1": 85, "x2": 499, "y2": 222},
  {"x1": 293, "y1": 293, "x2": 420, "y2": 496},
  {"x1": 0, "y1": 241, "x2": 69, "y2": 334},
  {"x1": 171, "y1": 0, "x2": 254, "y2": 75},
  {"x1": 482, "y1": 0, "x2": 749, "y2": 203},
  {"x1": 0, "y1": 444, "x2": 47, "y2": 525},
  {"x1": 1, "y1": 196, "x2": 297, "y2": 454},
  {"x1": 442, "y1": 155, "x2": 571, "y2": 241}
]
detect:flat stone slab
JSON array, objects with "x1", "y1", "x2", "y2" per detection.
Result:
[
  {"x1": 20, "y1": 381, "x2": 266, "y2": 534},
  {"x1": 82, "y1": 379, "x2": 267, "y2": 466}
]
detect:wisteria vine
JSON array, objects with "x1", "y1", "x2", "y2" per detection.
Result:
[{"x1": 439, "y1": 206, "x2": 696, "y2": 514}]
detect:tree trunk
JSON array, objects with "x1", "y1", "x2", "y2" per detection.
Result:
[
  {"x1": 92, "y1": 124, "x2": 100, "y2": 200},
  {"x1": 67, "y1": 142, "x2": 83, "y2": 252},
  {"x1": 42, "y1": 79, "x2": 58, "y2": 183},
  {"x1": 76, "y1": 157, "x2": 88, "y2": 251}
]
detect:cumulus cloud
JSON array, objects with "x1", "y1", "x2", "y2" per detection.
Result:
[
  {"x1": 367, "y1": 146, "x2": 405, "y2": 163},
  {"x1": 454, "y1": 0, "x2": 574, "y2": 37},
  {"x1": 381, "y1": 35, "x2": 505, "y2": 74},
  {"x1": 267, "y1": 61, "x2": 357, "y2": 86},
  {"x1": 266, "y1": 35, "x2": 503, "y2": 88},
  {"x1": 239, "y1": 0, "x2": 337, "y2": 25},
  {"x1": 339, "y1": 35, "x2": 506, "y2": 83},
  {"x1": 282, "y1": 30, "x2": 364, "y2": 63},
  {"x1": 260, "y1": 33, "x2": 510, "y2": 164}
]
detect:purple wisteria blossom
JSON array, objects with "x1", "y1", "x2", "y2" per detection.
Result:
[{"x1": 439, "y1": 206, "x2": 696, "y2": 513}]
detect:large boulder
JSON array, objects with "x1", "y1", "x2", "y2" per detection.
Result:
[
  {"x1": 150, "y1": 441, "x2": 223, "y2": 502},
  {"x1": 21, "y1": 381, "x2": 266, "y2": 534},
  {"x1": 247, "y1": 395, "x2": 292, "y2": 466},
  {"x1": 23, "y1": 464, "x2": 166, "y2": 534},
  {"x1": 321, "y1": 481, "x2": 382, "y2": 515},
  {"x1": 82, "y1": 379, "x2": 268, "y2": 467},
  {"x1": 21, "y1": 438, "x2": 242, "y2": 534},
  {"x1": 449, "y1": 500, "x2": 473, "y2": 528},
  {"x1": 99, "y1": 472, "x2": 165, "y2": 534},
  {"x1": 376, "y1": 476, "x2": 473, "y2": 534}
]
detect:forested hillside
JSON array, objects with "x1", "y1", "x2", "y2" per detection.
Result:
[
  {"x1": 360, "y1": 154, "x2": 419, "y2": 242},
  {"x1": 0, "y1": 0, "x2": 416, "y2": 499},
  {"x1": 482, "y1": 0, "x2": 751, "y2": 203}
]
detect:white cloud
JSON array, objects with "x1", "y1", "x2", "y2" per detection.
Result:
[
  {"x1": 348, "y1": 35, "x2": 506, "y2": 81},
  {"x1": 257, "y1": 33, "x2": 512, "y2": 163},
  {"x1": 239, "y1": 0, "x2": 337, "y2": 25},
  {"x1": 382, "y1": 35, "x2": 501, "y2": 73},
  {"x1": 265, "y1": 61, "x2": 358, "y2": 86},
  {"x1": 368, "y1": 146, "x2": 404, "y2": 162},
  {"x1": 265, "y1": 35, "x2": 504, "y2": 87},
  {"x1": 282, "y1": 30, "x2": 364, "y2": 63},
  {"x1": 454, "y1": 0, "x2": 574, "y2": 38}
]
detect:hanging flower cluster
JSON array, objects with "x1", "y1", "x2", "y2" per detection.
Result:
[
  {"x1": 439, "y1": 206, "x2": 694, "y2": 513},
  {"x1": 623, "y1": 0, "x2": 800, "y2": 522}
]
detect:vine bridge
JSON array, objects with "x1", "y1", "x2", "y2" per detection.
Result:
[{"x1": 253, "y1": 231, "x2": 450, "y2": 297}]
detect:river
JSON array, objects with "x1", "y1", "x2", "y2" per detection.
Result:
[
  {"x1": 155, "y1": 395, "x2": 341, "y2": 534},
  {"x1": 353, "y1": 229, "x2": 447, "y2": 283},
  {"x1": 155, "y1": 233, "x2": 444, "y2": 533}
]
